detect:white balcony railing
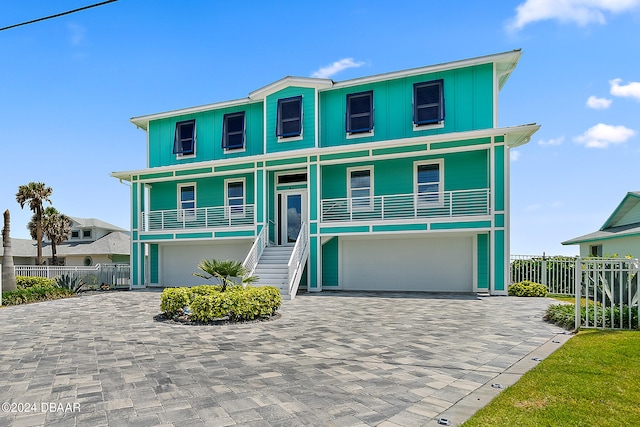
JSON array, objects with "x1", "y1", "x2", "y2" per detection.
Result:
[
  {"x1": 320, "y1": 189, "x2": 490, "y2": 223},
  {"x1": 141, "y1": 205, "x2": 255, "y2": 232}
]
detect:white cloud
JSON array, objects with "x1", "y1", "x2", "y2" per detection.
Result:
[
  {"x1": 507, "y1": 0, "x2": 640, "y2": 31},
  {"x1": 510, "y1": 150, "x2": 521, "y2": 161},
  {"x1": 610, "y1": 78, "x2": 640, "y2": 100},
  {"x1": 574, "y1": 123, "x2": 636, "y2": 148},
  {"x1": 586, "y1": 95, "x2": 612, "y2": 109},
  {"x1": 311, "y1": 58, "x2": 365, "y2": 79},
  {"x1": 524, "y1": 203, "x2": 542, "y2": 212},
  {"x1": 539, "y1": 136, "x2": 565, "y2": 146},
  {"x1": 67, "y1": 23, "x2": 86, "y2": 46}
]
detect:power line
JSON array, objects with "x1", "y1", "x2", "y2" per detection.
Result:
[{"x1": 0, "y1": 0, "x2": 118, "y2": 32}]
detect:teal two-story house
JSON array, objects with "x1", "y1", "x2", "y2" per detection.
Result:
[{"x1": 112, "y1": 49, "x2": 538, "y2": 298}]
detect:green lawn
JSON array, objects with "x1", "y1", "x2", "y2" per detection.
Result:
[{"x1": 462, "y1": 330, "x2": 640, "y2": 427}]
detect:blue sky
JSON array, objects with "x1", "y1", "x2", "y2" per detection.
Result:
[{"x1": 1, "y1": 0, "x2": 639, "y2": 256}]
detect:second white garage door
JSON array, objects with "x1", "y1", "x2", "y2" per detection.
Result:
[{"x1": 339, "y1": 234, "x2": 474, "y2": 292}]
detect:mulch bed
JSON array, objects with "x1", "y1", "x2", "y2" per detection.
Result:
[{"x1": 153, "y1": 312, "x2": 281, "y2": 326}]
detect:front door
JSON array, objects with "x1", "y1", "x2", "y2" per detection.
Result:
[{"x1": 278, "y1": 191, "x2": 306, "y2": 245}]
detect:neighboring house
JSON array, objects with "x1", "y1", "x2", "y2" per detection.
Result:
[
  {"x1": 112, "y1": 49, "x2": 538, "y2": 296},
  {"x1": 562, "y1": 191, "x2": 640, "y2": 258},
  {"x1": 0, "y1": 217, "x2": 130, "y2": 266}
]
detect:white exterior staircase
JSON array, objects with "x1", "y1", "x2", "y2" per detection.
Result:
[{"x1": 253, "y1": 246, "x2": 296, "y2": 299}]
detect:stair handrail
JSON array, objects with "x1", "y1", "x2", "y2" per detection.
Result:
[
  {"x1": 242, "y1": 226, "x2": 268, "y2": 276},
  {"x1": 287, "y1": 222, "x2": 309, "y2": 298}
]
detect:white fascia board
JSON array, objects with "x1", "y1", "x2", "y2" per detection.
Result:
[
  {"x1": 249, "y1": 76, "x2": 333, "y2": 100},
  {"x1": 330, "y1": 50, "x2": 522, "y2": 91},
  {"x1": 130, "y1": 98, "x2": 258, "y2": 131},
  {"x1": 110, "y1": 123, "x2": 539, "y2": 182},
  {"x1": 505, "y1": 124, "x2": 540, "y2": 148}
]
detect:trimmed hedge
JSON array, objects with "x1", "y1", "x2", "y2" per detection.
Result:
[
  {"x1": 2, "y1": 284, "x2": 75, "y2": 306},
  {"x1": 508, "y1": 280, "x2": 548, "y2": 297},
  {"x1": 16, "y1": 276, "x2": 55, "y2": 289},
  {"x1": 160, "y1": 285, "x2": 282, "y2": 322}
]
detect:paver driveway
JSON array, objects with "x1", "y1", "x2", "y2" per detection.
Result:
[{"x1": 0, "y1": 291, "x2": 563, "y2": 426}]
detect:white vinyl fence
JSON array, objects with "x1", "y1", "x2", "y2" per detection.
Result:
[
  {"x1": 511, "y1": 255, "x2": 639, "y2": 330},
  {"x1": 575, "y1": 258, "x2": 639, "y2": 330},
  {"x1": 510, "y1": 254, "x2": 577, "y2": 295},
  {"x1": 15, "y1": 264, "x2": 130, "y2": 289}
]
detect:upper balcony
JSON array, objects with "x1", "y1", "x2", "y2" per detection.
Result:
[
  {"x1": 320, "y1": 189, "x2": 490, "y2": 224},
  {"x1": 140, "y1": 205, "x2": 254, "y2": 233}
]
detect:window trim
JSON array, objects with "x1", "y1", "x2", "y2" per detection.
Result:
[
  {"x1": 414, "y1": 159, "x2": 444, "y2": 207},
  {"x1": 413, "y1": 79, "x2": 444, "y2": 128},
  {"x1": 347, "y1": 166, "x2": 374, "y2": 212},
  {"x1": 276, "y1": 96, "x2": 303, "y2": 140},
  {"x1": 82, "y1": 229, "x2": 92, "y2": 239},
  {"x1": 222, "y1": 111, "x2": 246, "y2": 152},
  {"x1": 71, "y1": 230, "x2": 80, "y2": 239},
  {"x1": 346, "y1": 90, "x2": 374, "y2": 135},
  {"x1": 224, "y1": 178, "x2": 246, "y2": 218},
  {"x1": 173, "y1": 119, "x2": 197, "y2": 158},
  {"x1": 177, "y1": 183, "x2": 197, "y2": 221},
  {"x1": 589, "y1": 244, "x2": 603, "y2": 257}
]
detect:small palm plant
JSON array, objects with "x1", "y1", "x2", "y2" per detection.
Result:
[{"x1": 193, "y1": 259, "x2": 258, "y2": 292}]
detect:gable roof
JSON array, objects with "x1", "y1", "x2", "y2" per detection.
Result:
[
  {"x1": 69, "y1": 217, "x2": 126, "y2": 232},
  {"x1": 600, "y1": 191, "x2": 640, "y2": 229},
  {"x1": 130, "y1": 49, "x2": 522, "y2": 131},
  {"x1": 562, "y1": 191, "x2": 640, "y2": 245},
  {"x1": 0, "y1": 231, "x2": 130, "y2": 258}
]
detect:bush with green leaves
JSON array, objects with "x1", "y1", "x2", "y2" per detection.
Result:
[
  {"x1": 160, "y1": 287, "x2": 194, "y2": 317},
  {"x1": 545, "y1": 303, "x2": 639, "y2": 330},
  {"x1": 54, "y1": 274, "x2": 86, "y2": 294},
  {"x1": 2, "y1": 284, "x2": 75, "y2": 306},
  {"x1": 160, "y1": 285, "x2": 282, "y2": 322},
  {"x1": 16, "y1": 276, "x2": 54, "y2": 289},
  {"x1": 508, "y1": 280, "x2": 548, "y2": 297}
]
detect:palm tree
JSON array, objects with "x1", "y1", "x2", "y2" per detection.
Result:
[
  {"x1": 2, "y1": 209, "x2": 17, "y2": 292},
  {"x1": 16, "y1": 182, "x2": 52, "y2": 265},
  {"x1": 193, "y1": 259, "x2": 258, "y2": 292},
  {"x1": 28, "y1": 207, "x2": 72, "y2": 266}
]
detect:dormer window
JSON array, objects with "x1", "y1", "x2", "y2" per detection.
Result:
[
  {"x1": 71, "y1": 230, "x2": 79, "y2": 239},
  {"x1": 276, "y1": 96, "x2": 302, "y2": 138},
  {"x1": 346, "y1": 91, "x2": 373, "y2": 134},
  {"x1": 83, "y1": 230, "x2": 92, "y2": 239},
  {"x1": 173, "y1": 120, "x2": 196, "y2": 156},
  {"x1": 222, "y1": 112, "x2": 245, "y2": 151},
  {"x1": 413, "y1": 80, "x2": 444, "y2": 126}
]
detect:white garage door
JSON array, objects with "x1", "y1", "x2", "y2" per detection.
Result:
[
  {"x1": 160, "y1": 240, "x2": 252, "y2": 287},
  {"x1": 340, "y1": 234, "x2": 473, "y2": 292}
]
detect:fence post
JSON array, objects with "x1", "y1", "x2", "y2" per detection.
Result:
[
  {"x1": 574, "y1": 257, "x2": 581, "y2": 330},
  {"x1": 541, "y1": 252, "x2": 547, "y2": 290}
]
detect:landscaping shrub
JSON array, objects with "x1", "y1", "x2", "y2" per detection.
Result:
[
  {"x1": 16, "y1": 276, "x2": 54, "y2": 289},
  {"x1": 545, "y1": 303, "x2": 576, "y2": 329},
  {"x1": 545, "y1": 303, "x2": 639, "y2": 330},
  {"x1": 508, "y1": 280, "x2": 548, "y2": 297},
  {"x1": 160, "y1": 285, "x2": 282, "y2": 323},
  {"x1": 160, "y1": 287, "x2": 194, "y2": 317},
  {"x1": 2, "y1": 285, "x2": 75, "y2": 306}
]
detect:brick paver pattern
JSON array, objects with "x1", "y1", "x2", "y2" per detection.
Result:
[{"x1": 0, "y1": 291, "x2": 559, "y2": 426}]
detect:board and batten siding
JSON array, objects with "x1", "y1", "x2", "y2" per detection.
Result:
[
  {"x1": 321, "y1": 150, "x2": 489, "y2": 200},
  {"x1": 148, "y1": 174, "x2": 255, "y2": 211},
  {"x1": 147, "y1": 102, "x2": 264, "y2": 168},
  {"x1": 319, "y1": 64, "x2": 494, "y2": 148},
  {"x1": 265, "y1": 87, "x2": 316, "y2": 153}
]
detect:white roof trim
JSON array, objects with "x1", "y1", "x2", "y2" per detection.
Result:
[
  {"x1": 249, "y1": 76, "x2": 333, "y2": 100},
  {"x1": 330, "y1": 50, "x2": 522, "y2": 90},
  {"x1": 130, "y1": 97, "x2": 258, "y2": 131}
]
